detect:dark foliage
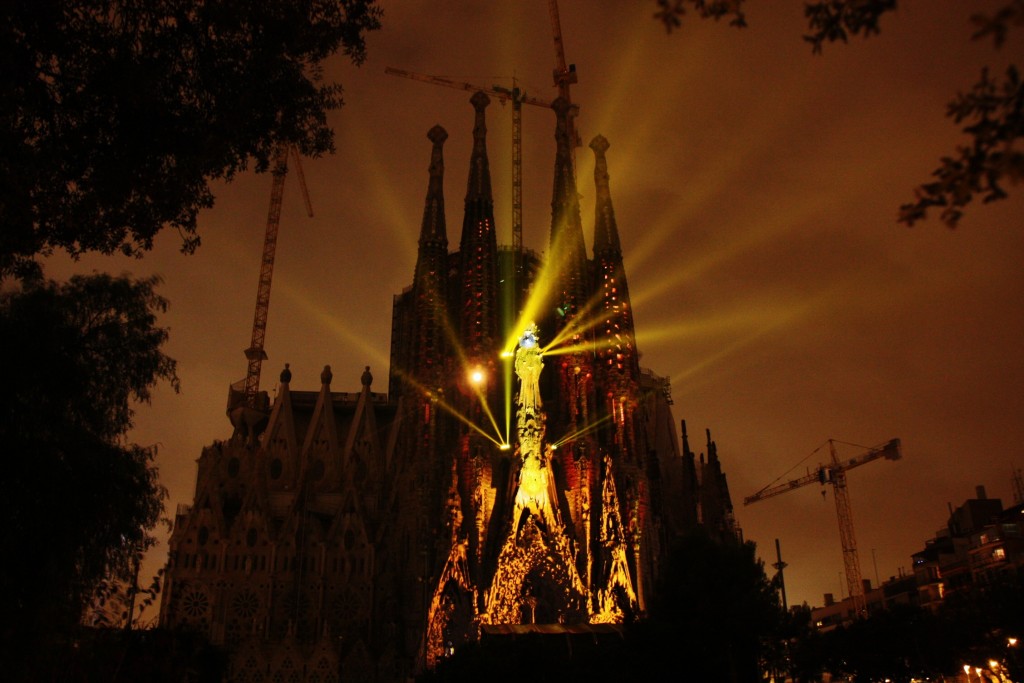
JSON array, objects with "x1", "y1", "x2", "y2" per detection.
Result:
[
  {"x1": 0, "y1": 0, "x2": 382, "y2": 278},
  {"x1": 822, "y1": 603, "x2": 954, "y2": 683},
  {"x1": 421, "y1": 630, "x2": 634, "y2": 683},
  {"x1": 654, "y1": 0, "x2": 747, "y2": 30},
  {"x1": 900, "y1": 64, "x2": 1024, "y2": 228},
  {"x1": 654, "y1": 1, "x2": 1024, "y2": 228},
  {"x1": 55, "y1": 627, "x2": 225, "y2": 683},
  {"x1": 780, "y1": 605, "x2": 832, "y2": 683},
  {"x1": 783, "y1": 573, "x2": 1024, "y2": 682},
  {"x1": 643, "y1": 529, "x2": 783, "y2": 682},
  {"x1": 0, "y1": 273, "x2": 179, "y2": 679},
  {"x1": 803, "y1": 0, "x2": 896, "y2": 53}
]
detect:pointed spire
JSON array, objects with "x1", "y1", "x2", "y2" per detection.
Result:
[
  {"x1": 458, "y1": 92, "x2": 499, "y2": 360},
  {"x1": 591, "y1": 133, "x2": 640, "y2": 405},
  {"x1": 590, "y1": 135, "x2": 621, "y2": 257},
  {"x1": 421, "y1": 125, "x2": 449, "y2": 246},
  {"x1": 410, "y1": 126, "x2": 450, "y2": 391},
  {"x1": 706, "y1": 428, "x2": 717, "y2": 463},
  {"x1": 549, "y1": 96, "x2": 588, "y2": 321},
  {"x1": 680, "y1": 419, "x2": 700, "y2": 530},
  {"x1": 466, "y1": 91, "x2": 492, "y2": 203},
  {"x1": 548, "y1": 97, "x2": 593, "y2": 438}
]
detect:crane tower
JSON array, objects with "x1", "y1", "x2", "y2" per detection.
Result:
[
  {"x1": 227, "y1": 145, "x2": 313, "y2": 439},
  {"x1": 744, "y1": 438, "x2": 902, "y2": 617}
]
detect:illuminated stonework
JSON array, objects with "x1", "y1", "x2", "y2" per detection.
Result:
[
  {"x1": 485, "y1": 325, "x2": 587, "y2": 625},
  {"x1": 161, "y1": 94, "x2": 741, "y2": 683},
  {"x1": 512, "y1": 324, "x2": 549, "y2": 514}
]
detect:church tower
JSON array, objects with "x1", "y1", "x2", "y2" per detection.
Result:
[
  {"x1": 159, "y1": 85, "x2": 742, "y2": 683},
  {"x1": 546, "y1": 97, "x2": 595, "y2": 441}
]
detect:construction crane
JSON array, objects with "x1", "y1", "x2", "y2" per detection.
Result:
[
  {"x1": 548, "y1": 0, "x2": 580, "y2": 157},
  {"x1": 241, "y1": 144, "x2": 314, "y2": 409},
  {"x1": 744, "y1": 438, "x2": 902, "y2": 618},
  {"x1": 384, "y1": 67, "x2": 576, "y2": 254}
]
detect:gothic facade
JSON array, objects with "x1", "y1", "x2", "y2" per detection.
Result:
[{"x1": 160, "y1": 93, "x2": 738, "y2": 682}]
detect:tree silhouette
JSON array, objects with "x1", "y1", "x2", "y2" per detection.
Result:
[
  {"x1": 0, "y1": 273, "x2": 179, "y2": 680},
  {"x1": 653, "y1": 1, "x2": 1024, "y2": 229},
  {"x1": 0, "y1": 0, "x2": 382, "y2": 278}
]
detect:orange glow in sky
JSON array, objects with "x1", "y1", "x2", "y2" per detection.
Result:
[{"x1": 46, "y1": 0, "x2": 1024, "y2": 614}]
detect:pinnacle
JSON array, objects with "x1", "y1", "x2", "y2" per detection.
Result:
[
  {"x1": 470, "y1": 90, "x2": 490, "y2": 110},
  {"x1": 428, "y1": 125, "x2": 448, "y2": 145},
  {"x1": 589, "y1": 134, "x2": 609, "y2": 155}
]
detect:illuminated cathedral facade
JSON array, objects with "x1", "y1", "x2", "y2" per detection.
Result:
[{"x1": 159, "y1": 93, "x2": 739, "y2": 682}]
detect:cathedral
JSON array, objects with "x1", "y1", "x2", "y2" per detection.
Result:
[{"x1": 159, "y1": 92, "x2": 739, "y2": 682}]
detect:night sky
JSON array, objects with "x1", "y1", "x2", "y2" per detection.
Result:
[{"x1": 49, "y1": 0, "x2": 1024, "y2": 613}]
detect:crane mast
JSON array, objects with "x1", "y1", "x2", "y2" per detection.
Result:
[
  {"x1": 547, "y1": 0, "x2": 580, "y2": 161},
  {"x1": 508, "y1": 78, "x2": 523, "y2": 253},
  {"x1": 242, "y1": 145, "x2": 313, "y2": 409},
  {"x1": 744, "y1": 438, "x2": 901, "y2": 618}
]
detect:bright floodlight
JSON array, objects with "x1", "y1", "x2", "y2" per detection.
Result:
[
  {"x1": 499, "y1": 443, "x2": 511, "y2": 451},
  {"x1": 469, "y1": 367, "x2": 486, "y2": 386}
]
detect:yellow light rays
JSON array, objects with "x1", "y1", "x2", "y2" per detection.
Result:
[
  {"x1": 550, "y1": 413, "x2": 613, "y2": 450},
  {"x1": 347, "y1": 122, "x2": 419, "y2": 263},
  {"x1": 582, "y1": 12, "x2": 671, "y2": 172},
  {"x1": 502, "y1": 350, "x2": 514, "y2": 443},
  {"x1": 501, "y1": 264, "x2": 556, "y2": 354},
  {"x1": 276, "y1": 278, "x2": 512, "y2": 446},
  {"x1": 431, "y1": 388, "x2": 507, "y2": 448},
  {"x1": 666, "y1": 284, "x2": 844, "y2": 390},
  {"x1": 500, "y1": 217, "x2": 592, "y2": 354},
  {"x1": 542, "y1": 284, "x2": 607, "y2": 351},
  {"x1": 575, "y1": 30, "x2": 831, "y2": 310},
  {"x1": 635, "y1": 305, "x2": 782, "y2": 347},
  {"x1": 276, "y1": 279, "x2": 391, "y2": 369},
  {"x1": 628, "y1": 190, "x2": 837, "y2": 314},
  {"x1": 467, "y1": 366, "x2": 507, "y2": 446},
  {"x1": 541, "y1": 340, "x2": 593, "y2": 358},
  {"x1": 386, "y1": 359, "x2": 508, "y2": 448}
]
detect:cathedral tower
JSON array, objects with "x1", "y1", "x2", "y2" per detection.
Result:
[{"x1": 160, "y1": 87, "x2": 741, "y2": 683}]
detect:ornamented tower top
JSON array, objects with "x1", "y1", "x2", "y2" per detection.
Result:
[
  {"x1": 459, "y1": 92, "x2": 499, "y2": 363},
  {"x1": 549, "y1": 97, "x2": 588, "y2": 325},
  {"x1": 590, "y1": 134, "x2": 641, "y2": 457},
  {"x1": 411, "y1": 125, "x2": 451, "y2": 393}
]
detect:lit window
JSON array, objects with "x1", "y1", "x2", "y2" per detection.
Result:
[{"x1": 993, "y1": 547, "x2": 1006, "y2": 560}]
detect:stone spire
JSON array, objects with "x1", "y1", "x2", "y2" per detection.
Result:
[
  {"x1": 549, "y1": 97, "x2": 589, "y2": 322},
  {"x1": 680, "y1": 420, "x2": 700, "y2": 529},
  {"x1": 590, "y1": 134, "x2": 640, "y2": 384},
  {"x1": 547, "y1": 97, "x2": 594, "y2": 446},
  {"x1": 411, "y1": 126, "x2": 450, "y2": 390},
  {"x1": 590, "y1": 135, "x2": 621, "y2": 257},
  {"x1": 465, "y1": 91, "x2": 493, "y2": 207},
  {"x1": 420, "y1": 125, "x2": 449, "y2": 247},
  {"x1": 458, "y1": 92, "x2": 499, "y2": 361}
]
